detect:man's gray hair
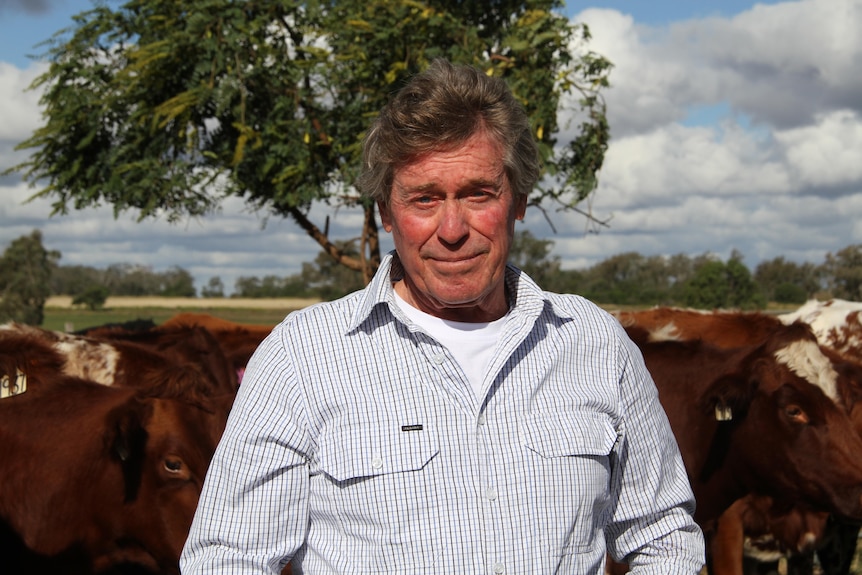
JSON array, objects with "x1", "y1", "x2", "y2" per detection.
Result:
[{"x1": 356, "y1": 59, "x2": 541, "y2": 206}]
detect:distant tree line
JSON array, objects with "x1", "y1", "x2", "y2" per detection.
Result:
[
  {"x1": 3, "y1": 229, "x2": 862, "y2": 326},
  {"x1": 50, "y1": 263, "x2": 197, "y2": 299}
]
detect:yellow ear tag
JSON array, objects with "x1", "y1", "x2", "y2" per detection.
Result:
[{"x1": 714, "y1": 403, "x2": 733, "y2": 421}]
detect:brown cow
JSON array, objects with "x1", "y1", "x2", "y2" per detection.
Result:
[
  {"x1": 0, "y1": 370, "x2": 229, "y2": 575},
  {"x1": 615, "y1": 307, "x2": 862, "y2": 575},
  {"x1": 76, "y1": 321, "x2": 239, "y2": 394},
  {"x1": 626, "y1": 321, "x2": 862, "y2": 522},
  {"x1": 708, "y1": 495, "x2": 831, "y2": 575},
  {"x1": 161, "y1": 312, "x2": 275, "y2": 381},
  {"x1": 0, "y1": 322, "x2": 237, "y2": 397},
  {"x1": 614, "y1": 307, "x2": 785, "y2": 348}
]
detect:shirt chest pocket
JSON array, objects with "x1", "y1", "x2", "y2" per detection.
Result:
[
  {"x1": 315, "y1": 423, "x2": 443, "y2": 572},
  {"x1": 519, "y1": 411, "x2": 619, "y2": 555},
  {"x1": 520, "y1": 411, "x2": 618, "y2": 459},
  {"x1": 318, "y1": 422, "x2": 439, "y2": 481}
]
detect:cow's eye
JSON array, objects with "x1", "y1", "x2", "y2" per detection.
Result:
[
  {"x1": 164, "y1": 458, "x2": 184, "y2": 473},
  {"x1": 785, "y1": 405, "x2": 809, "y2": 424}
]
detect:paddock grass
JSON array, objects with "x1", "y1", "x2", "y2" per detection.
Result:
[
  {"x1": 41, "y1": 296, "x2": 319, "y2": 332},
  {"x1": 39, "y1": 296, "x2": 803, "y2": 333}
]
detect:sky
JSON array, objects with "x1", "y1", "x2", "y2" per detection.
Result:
[{"x1": 1, "y1": 0, "x2": 861, "y2": 295}]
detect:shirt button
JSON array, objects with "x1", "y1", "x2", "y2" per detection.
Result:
[
  {"x1": 371, "y1": 456, "x2": 383, "y2": 469},
  {"x1": 477, "y1": 414, "x2": 487, "y2": 426},
  {"x1": 432, "y1": 354, "x2": 445, "y2": 364},
  {"x1": 493, "y1": 562, "x2": 505, "y2": 574},
  {"x1": 485, "y1": 487, "x2": 497, "y2": 501}
]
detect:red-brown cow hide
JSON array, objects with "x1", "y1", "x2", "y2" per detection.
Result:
[
  {"x1": 615, "y1": 307, "x2": 862, "y2": 575},
  {"x1": 625, "y1": 322, "x2": 862, "y2": 524},
  {"x1": 162, "y1": 312, "x2": 275, "y2": 380},
  {"x1": 0, "y1": 322, "x2": 236, "y2": 399},
  {"x1": 0, "y1": 375, "x2": 229, "y2": 575}
]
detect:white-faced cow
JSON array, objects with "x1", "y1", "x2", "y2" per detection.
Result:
[{"x1": 615, "y1": 307, "x2": 862, "y2": 575}]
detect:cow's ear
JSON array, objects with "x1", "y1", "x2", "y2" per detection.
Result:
[
  {"x1": 700, "y1": 371, "x2": 757, "y2": 422},
  {"x1": 698, "y1": 371, "x2": 759, "y2": 482},
  {"x1": 105, "y1": 398, "x2": 152, "y2": 502}
]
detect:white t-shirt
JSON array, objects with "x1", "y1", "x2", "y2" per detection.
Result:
[{"x1": 393, "y1": 289, "x2": 507, "y2": 400}]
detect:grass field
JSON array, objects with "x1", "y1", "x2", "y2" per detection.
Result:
[
  {"x1": 42, "y1": 296, "x2": 320, "y2": 332},
  {"x1": 40, "y1": 296, "x2": 803, "y2": 333}
]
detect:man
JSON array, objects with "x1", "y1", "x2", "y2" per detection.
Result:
[{"x1": 180, "y1": 59, "x2": 705, "y2": 574}]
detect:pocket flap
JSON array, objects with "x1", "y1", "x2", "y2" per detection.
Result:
[
  {"x1": 521, "y1": 411, "x2": 617, "y2": 458},
  {"x1": 319, "y1": 422, "x2": 439, "y2": 482}
]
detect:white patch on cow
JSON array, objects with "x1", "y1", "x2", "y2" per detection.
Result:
[
  {"x1": 53, "y1": 339, "x2": 119, "y2": 386},
  {"x1": 800, "y1": 531, "x2": 818, "y2": 551},
  {"x1": 774, "y1": 340, "x2": 839, "y2": 402},
  {"x1": 743, "y1": 535, "x2": 783, "y2": 562},
  {"x1": 0, "y1": 322, "x2": 121, "y2": 385},
  {"x1": 649, "y1": 322, "x2": 681, "y2": 342},
  {"x1": 780, "y1": 299, "x2": 862, "y2": 361}
]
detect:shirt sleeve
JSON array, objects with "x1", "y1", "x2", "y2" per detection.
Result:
[
  {"x1": 180, "y1": 324, "x2": 310, "y2": 575},
  {"x1": 604, "y1": 331, "x2": 706, "y2": 574}
]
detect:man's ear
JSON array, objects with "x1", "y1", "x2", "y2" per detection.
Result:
[
  {"x1": 515, "y1": 193, "x2": 527, "y2": 221},
  {"x1": 378, "y1": 200, "x2": 393, "y2": 232}
]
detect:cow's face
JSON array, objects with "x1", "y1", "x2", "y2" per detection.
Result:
[
  {"x1": 707, "y1": 346, "x2": 862, "y2": 520},
  {"x1": 101, "y1": 395, "x2": 229, "y2": 575}
]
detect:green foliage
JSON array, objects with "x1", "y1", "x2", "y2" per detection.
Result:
[
  {"x1": 773, "y1": 283, "x2": 808, "y2": 304},
  {"x1": 72, "y1": 285, "x2": 110, "y2": 310},
  {"x1": 50, "y1": 264, "x2": 104, "y2": 297},
  {"x1": 299, "y1": 240, "x2": 366, "y2": 300},
  {"x1": 233, "y1": 275, "x2": 312, "y2": 298},
  {"x1": 753, "y1": 256, "x2": 820, "y2": 302},
  {"x1": 159, "y1": 266, "x2": 197, "y2": 297},
  {"x1": 508, "y1": 230, "x2": 562, "y2": 290},
  {"x1": 7, "y1": 0, "x2": 612, "y2": 279},
  {"x1": 821, "y1": 244, "x2": 862, "y2": 300},
  {"x1": 0, "y1": 230, "x2": 61, "y2": 325},
  {"x1": 681, "y1": 253, "x2": 765, "y2": 310},
  {"x1": 201, "y1": 276, "x2": 225, "y2": 298},
  {"x1": 52, "y1": 262, "x2": 197, "y2": 297}
]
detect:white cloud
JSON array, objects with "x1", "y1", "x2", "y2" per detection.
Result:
[
  {"x1": 574, "y1": 0, "x2": 862, "y2": 136},
  {"x1": 0, "y1": 61, "x2": 44, "y2": 143}
]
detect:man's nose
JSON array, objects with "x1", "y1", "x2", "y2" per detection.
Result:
[{"x1": 437, "y1": 201, "x2": 469, "y2": 245}]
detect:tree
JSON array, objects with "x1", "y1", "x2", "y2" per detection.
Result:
[
  {"x1": 159, "y1": 266, "x2": 197, "y2": 297},
  {"x1": 682, "y1": 252, "x2": 765, "y2": 310},
  {"x1": 8, "y1": 0, "x2": 611, "y2": 283},
  {"x1": 821, "y1": 245, "x2": 862, "y2": 300},
  {"x1": 508, "y1": 229, "x2": 561, "y2": 290},
  {"x1": 300, "y1": 241, "x2": 365, "y2": 300},
  {"x1": 201, "y1": 276, "x2": 225, "y2": 298},
  {"x1": 0, "y1": 230, "x2": 61, "y2": 325},
  {"x1": 753, "y1": 256, "x2": 820, "y2": 303},
  {"x1": 577, "y1": 252, "x2": 679, "y2": 305},
  {"x1": 50, "y1": 263, "x2": 104, "y2": 295},
  {"x1": 103, "y1": 263, "x2": 162, "y2": 296},
  {"x1": 232, "y1": 273, "x2": 310, "y2": 297},
  {"x1": 72, "y1": 285, "x2": 110, "y2": 310}
]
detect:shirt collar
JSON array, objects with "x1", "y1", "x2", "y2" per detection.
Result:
[{"x1": 347, "y1": 250, "x2": 573, "y2": 333}]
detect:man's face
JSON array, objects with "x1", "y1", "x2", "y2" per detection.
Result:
[{"x1": 378, "y1": 130, "x2": 527, "y2": 322}]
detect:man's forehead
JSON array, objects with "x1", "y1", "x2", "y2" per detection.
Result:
[{"x1": 393, "y1": 172, "x2": 506, "y2": 193}]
